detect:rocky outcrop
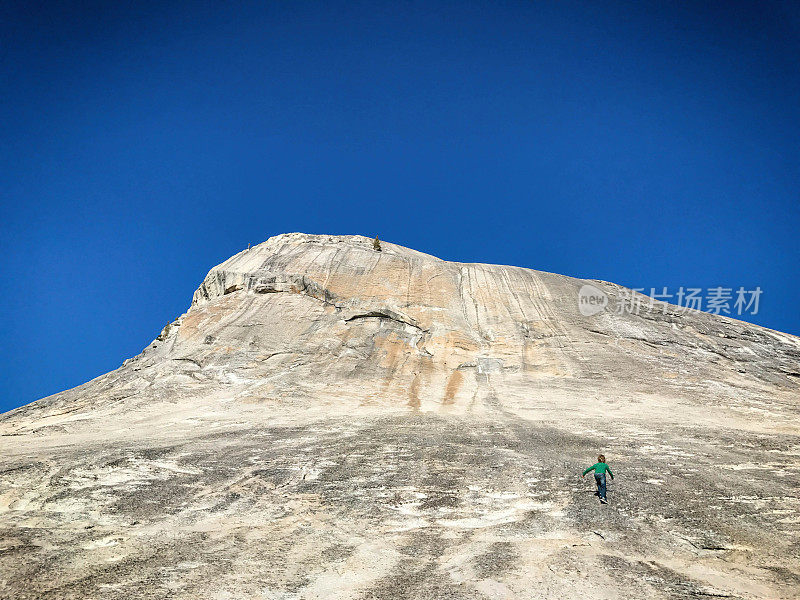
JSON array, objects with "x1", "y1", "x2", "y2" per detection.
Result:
[{"x1": 1, "y1": 233, "x2": 798, "y2": 599}]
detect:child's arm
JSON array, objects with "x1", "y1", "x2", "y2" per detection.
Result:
[
  {"x1": 607, "y1": 465, "x2": 614, "y2": 479},
  {"x1": 582, "y1": 464, "x2": 596, "y2": 477}
]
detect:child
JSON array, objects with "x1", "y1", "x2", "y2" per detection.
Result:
[{"x1": 582, "y1": 454, "x2": 614, "y2": 504}]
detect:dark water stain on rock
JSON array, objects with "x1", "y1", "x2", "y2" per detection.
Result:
[
  {"x1": 443, "y1": 370, "x2": 464, "y2": 405},
  {"x1": 473, "y1": 541, "x2": 518, "y2": 578}
]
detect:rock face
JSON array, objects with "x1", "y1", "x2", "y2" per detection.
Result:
[{"x1": 1, "y1": 233, "x2": 799, "y2": 600}]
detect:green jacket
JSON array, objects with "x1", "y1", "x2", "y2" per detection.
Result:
[{"x1": 583, "y1": 462, "x2": 614, "y2": 478}]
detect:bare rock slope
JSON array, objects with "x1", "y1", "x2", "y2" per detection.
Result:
[{"x1": 1, "y1": 233, "x2": 799, "y2": 599}]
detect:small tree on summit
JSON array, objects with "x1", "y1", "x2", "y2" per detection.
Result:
[{"x1": 373, "y1": 236, "x2": 382, "y2": 252}]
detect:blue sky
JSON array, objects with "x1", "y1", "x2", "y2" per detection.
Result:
[{"x1": 2, "y1": 1, "x2": 799, "y2": 412}]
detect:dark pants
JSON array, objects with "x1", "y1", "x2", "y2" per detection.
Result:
[{"x1": 594, "y1": 473, "x2": 607, "y2": 500}]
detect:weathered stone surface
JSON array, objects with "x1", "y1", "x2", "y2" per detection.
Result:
[{"x1": 1, "y1": 233, "x2": 798, "y2": 599}]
